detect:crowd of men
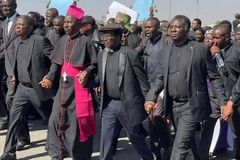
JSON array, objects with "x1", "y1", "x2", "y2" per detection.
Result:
[{"x1": 0, "y1": 0, "x2": 240, "y2": 160}]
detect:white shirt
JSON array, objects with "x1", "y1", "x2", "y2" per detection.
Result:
[{"x1": 7, "y1": 12, "x2": 18, "y2": 34}]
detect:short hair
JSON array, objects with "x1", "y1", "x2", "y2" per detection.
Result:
[
  {"x1": 219, "y1": 20, "x2": 232, "y2": 32},
  {"x1": 172, "y1": 15, "x2": 191, "y2": 32},
  {"x1": 81, "y1": 15, "x2": 96, "y2": 26},
  {"x1": 53, "y1": 15, "x2": 65, "y2": 22},
  {"x1": 193, "y1": 18, "x2": 202, "y2": 26},
  {"x1": 213, "y1": 24, "x2": 231, "y2": 36},
  {"x1": 146, "y1": 17, "x2": 160, "y2": 29},
  {"x1": 18, "y1": 15, "x2": 36, "y2": 29},
  {"x1": 195, "y1": 27, "x2": 206, "y2": 35},
  {"x1": 47, "y1": 8, "x2": 59, "y2": 17},
  {"x1": 27, "y1": 11, "x2": 40, "y2": 26}
]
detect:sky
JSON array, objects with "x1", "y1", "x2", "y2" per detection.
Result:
[{"x1": 17, "y1": 0, "x2": 240, "y2": 25}]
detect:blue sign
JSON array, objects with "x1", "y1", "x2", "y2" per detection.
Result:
[
  {"x1": 132, "y1": 0, "x2": 154, "y2": 21},
  {"x1": 48, "y1": 0, "x2": 74, "y2": 16}
]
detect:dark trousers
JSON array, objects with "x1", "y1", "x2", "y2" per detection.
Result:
[
  {"x1": 0, "y1": 63, "x2": 8, "y2": 126},
  {"x1": 228, "y1": 106, "x2": 240, "y2": 159},
  {"x1": 6, "y1": 78, "x2": 31, "y2": 144},
  {"x1": 149, "y1": 117, "x2": 171, "y2": 160},
  {"x1": 100, "y1": 99, "x2": 154, "y2": 160},
  {"x1": 3, "y1": 83, "x2": 47, "y2": 154},
  {"x1": 171, "y1": 102, "x2": 199, "y2": 160},
  {"x1": 6, "y1": 76, "x2": 15, "y2": 111},
  {"x1": 198, "y1": 117, "x2": 217, "y2": 160}
]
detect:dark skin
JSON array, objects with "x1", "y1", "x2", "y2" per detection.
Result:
[
  {"x1": 1, "y1": 0, "x2": 17, "y2": 18},
  {"x1": 53, "y1": 16, "x2": 64, "y2": 34},
  {"x1": 41, "y1": 15, "x2": 89, "y2": 88},
  {"x1": 102, "y1": 31, "x2": 121, "y2": 49},
  {"x1": 79, "y1": 23, "x2": 93, "y2": 35},
  {"x1": 191, "y1": 20, "x2": 200, "y2": 31},
  {"x1": 0, "y1": 1, "x2": 4, "y2": 17},
  {"x1": 144, "y1": 18, "x2": 189, "y2": 113},
  {"x1": 144, "y1": 19, "x2": 160, "y2": 40},
  {"x1": 45, "y1": 8, "x2": 57, "y2": 27},
  {"x1": 210, "y1": 27, "x2": 233, "y2": 121},
  {"x1": 204, "y1": 33, "x2": 214, "y2": 48},
  {"x1": 194, "y1": 30, "x2": 204, "y2": 42},
  {"x1": 11, "y1": 16, "x2": 34, "y2": 85},
  {"x1": 169, "y1": 19, "x2": 188, "y2": 46}
]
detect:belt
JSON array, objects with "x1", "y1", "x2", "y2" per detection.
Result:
[
  {"x1": 21, "y1": 82, "x2": 33, "y2": 88},
  {"x1": 172, "y1": 96, "x2": 188, "y2": 102}
]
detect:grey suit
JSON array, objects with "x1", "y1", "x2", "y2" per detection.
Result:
[
  {"x1": 146, "y1": 40, "x2": 227, "y2": 160},
  {"x1": 0, "y1": 13, "x2": 20, "y2": 110},
  {"x1": 3, "y1": 34, "x2": 55, "y2": 155}
]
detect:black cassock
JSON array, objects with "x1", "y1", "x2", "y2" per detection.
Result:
[{"x1": 46, "y1": 33, "x2": 97, "y2": 160}]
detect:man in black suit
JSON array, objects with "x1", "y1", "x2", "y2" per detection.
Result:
[
  {"x1": 96, "y1": 23, "x2": 155, "y2": 160},
  {"x1": 145, "y1": 15, "x2": 229, "y2": 160},
  {"x1": 210, "y1": 24, "x2": 240, "y2": 160},
  {"x1": 0, "y1": 15, "x2": 55, "y2": 160}
]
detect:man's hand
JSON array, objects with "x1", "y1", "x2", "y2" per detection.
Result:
[
  {"x1": 77, "y1": 70, "x2": 89, "y2": 85},
  {"x1": 210, "y1": 42, "x2": 220, "y2": 57},
  {"x1": 144, "y1": 101, "x2": 156, "y2": 114},
  {"x1": 221, "y1": 100, "x2": 234, "y2": 121},
  {"x1": 39, "y1": 75, "x2": 53, "y2": 89},
  {"x1": 10, "y1": 75, "x2": 16, "y2": 85},
  {"x1": 94, "y1": 87, "x2": 101, "y2": 96}
]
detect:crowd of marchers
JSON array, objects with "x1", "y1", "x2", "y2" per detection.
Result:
[{"x1": 0, "y1": 0, "x2": 240, "y2": 160}]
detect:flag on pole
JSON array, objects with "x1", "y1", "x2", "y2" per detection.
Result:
[
  {"x1": 48, "y1": 0, "x2": 75, "y2": 15},
  {"x1": 132, "y1": 0, "x2": 154, "y2": 21}
]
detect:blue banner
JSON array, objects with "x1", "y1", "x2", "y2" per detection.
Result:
[
  {"x1": 132, "y1": 0, "x2": 154, "y2": 21},
  {"x1": 48, "y1": 0, "x2": 74, "y2": 16}
]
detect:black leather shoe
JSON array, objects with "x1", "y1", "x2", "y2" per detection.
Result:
[
  {"x1": 16, "y1": 140, "x2": 31, "y2": 151},
  {"x1": 0, "y1": 153, "x2": 16, "y2": 160}
]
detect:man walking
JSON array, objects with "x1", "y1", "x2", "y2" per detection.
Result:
[{"x1": 145, "y1": 15, "x2": 228, "y2": 160}]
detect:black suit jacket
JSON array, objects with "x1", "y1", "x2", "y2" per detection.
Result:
[
  {"x1": 0, "y1": 13, "x2": 20, "y2": 76},
  {"x1": 221, "y1": 42, "x2": 240, "y2": 105},
  {"x1": 97, "y1": 46, "x2": 149, "y2": 127},
  {"x1": 146, "y1": 40, "x2": 227, "y2": 122},
  {"x1": 13, "y1": 34, "x2": 56, "y2": 101}
]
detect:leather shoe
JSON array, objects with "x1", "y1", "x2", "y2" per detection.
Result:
[
  {"x1": 0, "y1": 153, "x2": 16, "y2": 160},
  {"x1": 16, "y1": 140, "x2": 31, "y2": 151}
]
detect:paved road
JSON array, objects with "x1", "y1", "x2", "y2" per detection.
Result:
[{"x1": 0, "y1": 118, "x2": 236, "y2": 160}]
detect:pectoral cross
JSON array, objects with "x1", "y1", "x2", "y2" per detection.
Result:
[{"x1": 62, "y1": 72, "x2": 67, "y2": 82}]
